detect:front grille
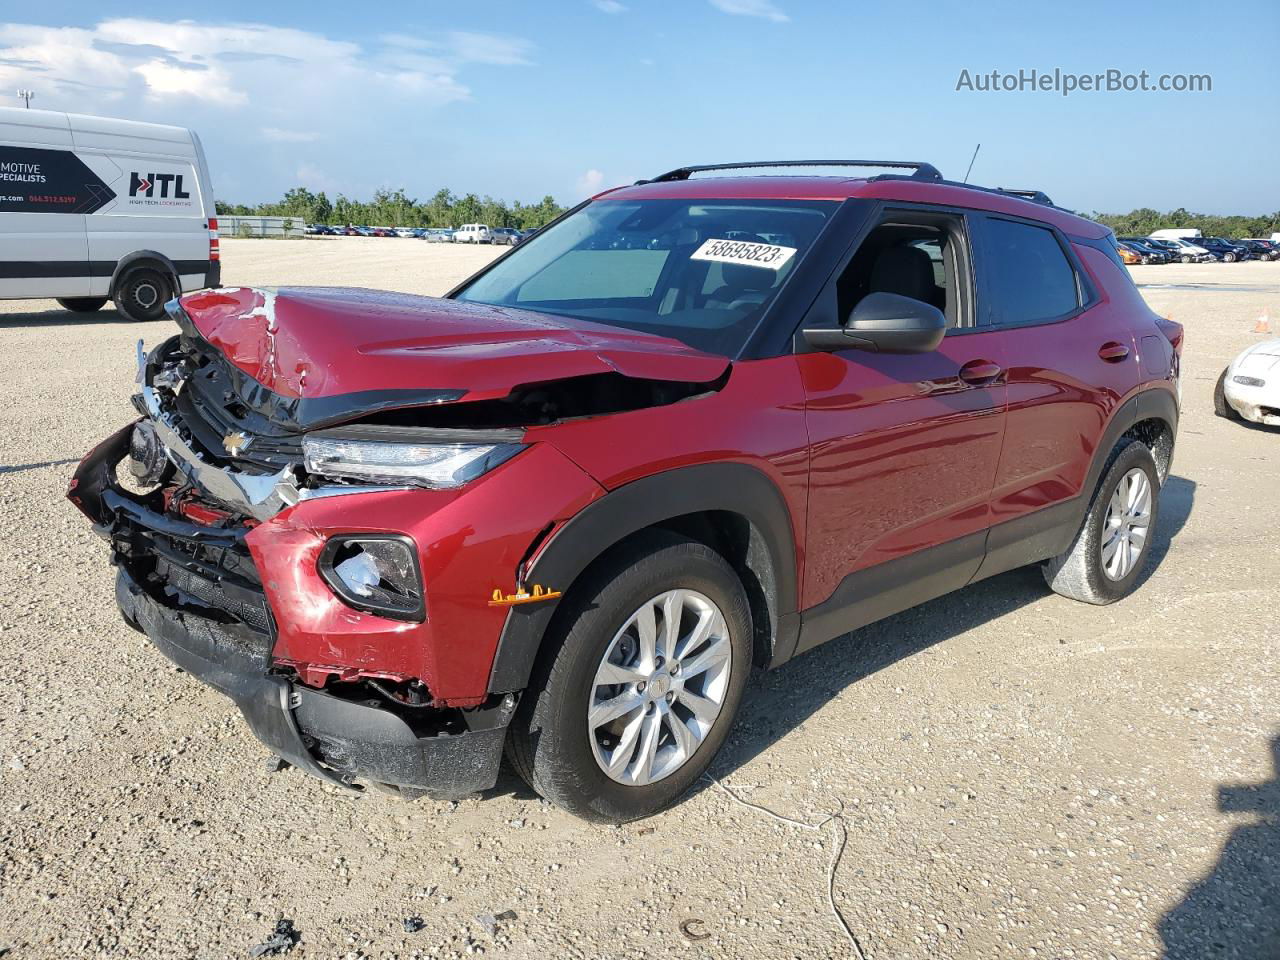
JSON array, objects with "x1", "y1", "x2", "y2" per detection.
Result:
[
  {"x1": 158, "y1": 558, "x2": 272, "y2": 634},
  {"x1": 105, "y1": 492, "x2": 274, "y2": 642}
]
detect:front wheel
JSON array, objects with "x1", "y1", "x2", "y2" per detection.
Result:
[
  {"x1": 56, "y1": 297, "x2": 108, "y2": 313},
  {"x1": 506, "y1": 532, "x2": 752, "y2": 822},
  {"x1": 1042, "y1": 438, "x2": 1160, "y2": 605},
  {"x1": 1214, "y1": 367, "x2": 1243, "y2": 420},
  {"x1": 1224, "y1": 253, "x2": 1237, "y2": 263}
]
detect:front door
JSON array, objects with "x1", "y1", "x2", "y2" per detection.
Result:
[{"x1": 795, "y1": 206, "x2": 1006, "y2": 649}]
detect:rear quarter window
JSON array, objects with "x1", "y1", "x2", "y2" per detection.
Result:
[{"x1": 979, "y1": 217, "x2": 1080, "y2": 325}]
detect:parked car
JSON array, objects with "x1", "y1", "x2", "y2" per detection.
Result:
[
  {"x1": 0, "y1": 106, "x2": 219, "y2": 322},
  {"x1": 1118, "y1": 238, "x2": 1169, "y2": 264},
  {"x1": 394, "y1": 227, "x2": 419, "y2": 239},
  {"x1": 1196, "y1": 236, "x2": 1250, "y2": 262},
  {"x1": 70, "y1": 159, "x2": 1181, "y2": 822},
  {"x1": 1116, "y1": 243, "x2": 1143, "y2": 265},
  {"x1": 1160, "y1": 237, "x2": 1215, "y2": 263},
  {"x1": 1240, "y1": 239, "x2": 1280, "y2": 261},
  {"x1": 338, "y1": 226, "x2": 360, "y2": 237},
  {"x1": 454, "y1": 223, "x2": 492, "y2": 244},
  {"x1": 1142, "y1": 238, "x2": 1185, "y2": 261},
  {"x1": 490, "y1": 227, "x2": 522, "y2": 246},
  {"x1": 423, "y1": 228, "x2": 455, "y2": 243},
  {"x1": 1215, "y1": 338, "x2": 1280, "y2": 426}
]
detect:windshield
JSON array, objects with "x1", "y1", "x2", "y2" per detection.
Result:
[{"x1": 453, "y1": 197, "x2": 836, "y2": 356}]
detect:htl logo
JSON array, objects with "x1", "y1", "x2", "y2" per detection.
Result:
[{"x1": 129, "y1": 172, "x2": 191, "y2": 199}]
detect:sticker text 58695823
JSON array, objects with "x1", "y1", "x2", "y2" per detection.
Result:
[{"x1": 690, "y1": 238, "x2": 798, "y2": 270}]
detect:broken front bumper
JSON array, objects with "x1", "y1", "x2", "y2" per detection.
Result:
[
  {"x1": 117, "y1": 568, "x2": 509, "y2": 798},
  {"x1": 71, "y1": 425, "x2": 512, "y2": 799}
]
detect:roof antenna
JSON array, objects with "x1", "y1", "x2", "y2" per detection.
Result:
[{"x1": 962, "y1": 143, "x2": 981, "y2": 184}]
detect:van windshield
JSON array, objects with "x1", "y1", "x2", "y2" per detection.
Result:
[{"x1": 453, "y1": 197, "x2": 835, "y2": 356}]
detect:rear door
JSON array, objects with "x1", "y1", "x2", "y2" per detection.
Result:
[
  {"x1": 970, "y1": 213, "x2": 1141, "y2": 576},
  {"x1": 795, "y1": 204, "x2": 1007, "y2": 648}
]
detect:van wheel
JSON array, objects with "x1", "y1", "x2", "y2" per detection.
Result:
[
  {"x1": 56, "y1": 297, "x2": 108, "y2": 313},
  {"x1": 1213, "y1": 368, "x2": 1242, "y2": 420},
  {"x1": 1042, "y1": 438, "x2": 1160, "y2": 605},
  {"x1": 506, "y1": 531, "x2": 752, "y2": 823},
  {"x1": 114, "y1": 269, "x2": 171, "y2": 322}
]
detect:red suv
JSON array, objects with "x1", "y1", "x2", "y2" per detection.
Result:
[{"x1": 70, "y1": 161, "x2": 1182, "y2": 822}]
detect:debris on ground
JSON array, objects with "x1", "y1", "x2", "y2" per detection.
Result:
[
  {"x1": 249, "y1": 919, "x2": 300, "y2": 957},
  {"x1": 474, "y1": 910, "x2": 517, "y2": 937},
  {"x1": 402, "y1": 916, "x2": 425, "y2": 934},
  {"x1": 679, "y1": 918, "x2": 711, "y2": 941}
]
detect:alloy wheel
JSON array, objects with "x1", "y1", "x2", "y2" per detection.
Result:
[
  {"x1": 588, "y1": 589, "x2": 732, "y2": 786},
  {"x1": 1101, "y1": 467, "x2": 1152, "y2": 580}
]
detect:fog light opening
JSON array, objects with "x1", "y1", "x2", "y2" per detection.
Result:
[{"x1": 319, "y1": 536, "x2": 425, "y2": 622}]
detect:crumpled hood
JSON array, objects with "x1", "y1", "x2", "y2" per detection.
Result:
[{"x1": 177, "y1": 286, "x2": 730, "y2": 401}]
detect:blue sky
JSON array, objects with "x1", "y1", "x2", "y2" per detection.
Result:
[{"x1": 1, "y1": 0, "x2": 1276, "y2": 213}]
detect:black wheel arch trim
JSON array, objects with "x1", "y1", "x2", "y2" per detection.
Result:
[
  {"x1": 486, "y1": 461, "x2": 800, "y2": 694},
  {"x1": 110, "y1": 250, "x2": 181, "y2": 299}
]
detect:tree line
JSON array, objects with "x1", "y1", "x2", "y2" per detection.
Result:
[
  {"x1": 215, "y1": 186, "x2": 567, "y2": 230},
  {"x1": 1088, "y1": 207, "x2": 1280, "y2": 239}
]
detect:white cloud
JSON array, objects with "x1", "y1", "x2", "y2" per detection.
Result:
[
  {"x1": 577, "y1": 169, "x2": 606, "y2": 196},
  {"x1": 592, "y1": 0, "x2": 628, "y2": 13},
  {"x1": 262, "y1": 127, "x2": 319, "y2": 143},
  {"x1": 0, "y1": 19, "x2": 531, "y2": 115},
  {"x1": 708, "y1": 0, "x2": 789, "y2": 23}
]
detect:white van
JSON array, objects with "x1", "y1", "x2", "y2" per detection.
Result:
[
  {"x1": 454, "y1": 223, "x2": 492, "y2": 244},
  {"x1": 0, "y1": 107, "x2": 218, "y2": 321}
]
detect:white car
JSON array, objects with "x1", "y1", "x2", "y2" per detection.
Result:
[
  {"x1": 454, "y1": 223, "x2": 491, "y2": 243},
  {"x1": 1215, "y1": 339, "x2": 1280, "y2": 427}
]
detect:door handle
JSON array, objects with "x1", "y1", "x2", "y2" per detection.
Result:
[
  {"x1": 1098, "y1": 341, "x2": 1130, "y2": 362},
  {"x1": 958, "y1": 359, "x2": 1002, "y2": 384}
]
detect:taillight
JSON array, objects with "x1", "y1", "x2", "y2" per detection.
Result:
[
  {"x1": 208, "y1": 218, "x2": 220, "y2": 262},
  {"x1": 1156, "y1": 316, "x2": 1183, "y2": 353}
]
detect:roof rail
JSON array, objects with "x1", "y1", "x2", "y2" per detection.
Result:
[
  {"x1": 995, "y1": 188, "x2": 1055, "y2": 206},
  {"x1": 642, "y1": 160, "x2": 944, "y2": 184}
]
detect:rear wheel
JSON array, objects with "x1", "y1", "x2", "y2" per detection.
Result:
[
  {"x1": 1042, "y1": 438, "x2": 1160, "y2": 605},
  {"x1": 506, "y1": 531, "x2": 752, "y2": 822},
  {"x1": 56, "y1": 296, "x2": 108, "y2": 313},
  {"x1": 113, "y1": 269, "x2": 171, "y2": 322},
  {"x1": 1214, "y1": 367, "x2": 1243, "y2": 420}
]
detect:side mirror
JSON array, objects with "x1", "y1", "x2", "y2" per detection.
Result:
[{"x1": 802, "y1": 292, "x2": 946, "y2": 354}]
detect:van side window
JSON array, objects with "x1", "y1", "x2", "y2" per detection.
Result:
[{"x1": 980, "y1": 218, "x2": 1079, "y2": 325}]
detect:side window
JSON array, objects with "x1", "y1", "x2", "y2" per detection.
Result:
[
  {"x1": 833, "y1": 212, "x2": 969, "y2": 328},
  {"x1": 980, "y1": 218, "x2": 1080, "y2": 325}
]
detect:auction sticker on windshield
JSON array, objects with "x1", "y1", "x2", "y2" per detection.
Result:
[{"x1": 691, "y1": 238, "x2": 797, "y2": 270}]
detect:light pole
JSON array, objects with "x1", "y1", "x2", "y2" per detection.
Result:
[{"x1": 16, "y1": 89, "x2": 34, "y2": 109}]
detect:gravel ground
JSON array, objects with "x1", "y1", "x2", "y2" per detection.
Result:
[{"x1": 0, "y1": 239, "x2": 1277, "y2": 960}]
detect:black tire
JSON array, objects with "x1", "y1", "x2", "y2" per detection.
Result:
[
  {"x1": 1182, "y1": 255, "x2": 1193, "y2": 264},
  {"x1": 1042, "y1": 438, "x2": 1161, "y2": 605},
  {"x1": 1213, "y1": 367, "x2": 1243, "y2": 420},
  {"x1": 506, "y1": 531, "x2": 752, "y2": 823},
  {"x1": 1224, "y1": 253, "x2": 1237, "y2": 263},
  {"x1": 113, "y1": 268, "x2": 171, "y2": 322},
  {"x1": 56, "y1": 296, "x2": 108, "y2": 313}
]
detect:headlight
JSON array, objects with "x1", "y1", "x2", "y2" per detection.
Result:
[
  {"x1": 1232, "y1": 375, "x2": 1266, "y2": 388},
  {"x1": 303, "y1": 436, "x2": 523, "y2": 487},
  {"x1": 319, "y1": 535, "x2": 424, "y2": 621}
]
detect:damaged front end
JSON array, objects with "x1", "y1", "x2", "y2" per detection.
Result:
[{"x1": 67, "y1": 286, "x2": 728, "y2": 798}]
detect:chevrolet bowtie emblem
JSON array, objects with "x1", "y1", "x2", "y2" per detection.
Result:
[{"x1": 222, "y1": 431, "x2": 252, "y2": 457}]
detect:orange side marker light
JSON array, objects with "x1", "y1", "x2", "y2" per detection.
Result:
[{"x1": 488, "y1": 585, "x2": 563, "y2": 607}]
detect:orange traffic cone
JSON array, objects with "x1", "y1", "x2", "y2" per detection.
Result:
[{"x1": 1255, "y1": 314, "x2": 1272, "y2": 334}]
